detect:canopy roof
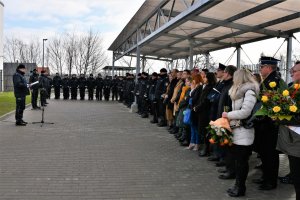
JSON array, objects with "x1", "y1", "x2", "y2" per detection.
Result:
[{"x1": 109, "y1": 0, "x2": 300, "y2": 61}]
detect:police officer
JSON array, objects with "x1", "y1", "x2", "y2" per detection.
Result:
[
  {"x1": 61, "y1": 74, "x2": 70, "y2": 100},
  {"x1": 13, "y1": 64, "x2": 30, "y2": 126},
  {"x1": 95, "y1": 73, "x2": 104, "y2": 101},
  {"x1": 39, "y1": 70, "x2": 49, "y2": 107},
  {"x1": 52, "y1": 73, "x2": 62, "y2": 99},
  {"x1": 111, "y1": 75, "x2": 119, "y2": 101},
  {"x1": 29, "y1": 69, "x2": 40, "y2": 109},
  {"x1": 149, "y1": 72, "x2": 159, "y2": 123},
  {"x1": 47, "y1": 75, "x2": 52, "y2": 99},
  {"x1": 155, "y1": 68, "x2": 169, "y2": 127},
  {"x1": 117, "y1": 76, "x2": 124, "y2": 102},
  {"x1": 78, "y1": 74, "x2": 87, "y2": 100},
  {"x1": 253, "y1": 56, "x2": 287, "y2": 190},
  {"x1": 103, "y1": 76, "x2": 111, "y2": 101},
  {"x1": 139, "y1": 72, "x2": 150, "y2": 118},
  {"x1": 69, "y1": 74, "x2": 78, "y2": 100},
  {"x1": 87, "y1": 74, "x2": 96, "y2": 100}
]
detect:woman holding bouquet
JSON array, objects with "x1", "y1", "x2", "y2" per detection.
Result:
[
  {"x1": 222, "y1": 69, "x2": 259, "y2": 197},
  {"x1": 277, "y1": 61, "x2": 300, "y2": 200}
]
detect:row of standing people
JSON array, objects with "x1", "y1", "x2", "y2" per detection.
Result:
[{"x1": 118, "y1": 57, "x2": 300, "y2": 199}]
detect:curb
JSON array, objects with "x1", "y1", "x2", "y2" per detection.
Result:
[{"x1": 0, "y1": 104, "x2": 32, "y2": 121}]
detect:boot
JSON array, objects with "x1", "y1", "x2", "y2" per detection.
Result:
[
  {"x1": 198, "y1": 144, "x2": 209, "y2": 157},
  {"x1": 227, "y1": 185, "x2": 246, "y2": 197},
  {"x1": 193, "y1": 144, "x2": 200, "y2": 151},
  {"x1": 178, "y1": 129, "x2": 187, "y2": 142}
]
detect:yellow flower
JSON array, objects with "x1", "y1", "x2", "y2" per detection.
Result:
[
  {"x1": 261, "y1": 96, "x2": 269, "y2": 103},
  {"x1": 269, "y1": 81, "x2": 277, "y2": 88},
  {"x1": 282, "y1": 90, "x2": 289, "y2": 97},
  {"x1": 273, "y1": 106, "x2": 281, "y2": 113},
  {"x1": 290, "y1": 105, "x2": 298, "y2": 113},
  {"x1": 294, "y1": 84, "x2": 300, "y2": 89}
]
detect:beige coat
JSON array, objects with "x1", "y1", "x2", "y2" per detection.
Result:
[{"x1": 171, "y1": 80, "x2": 184, "y2": 115}]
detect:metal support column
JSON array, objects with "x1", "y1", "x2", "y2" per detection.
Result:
[
  {"x1": 170, "y1": 60, "x2": 174, "y2": 70},
  {"x1": 131, "y1": 45, "x2": 141, "y2": 112},
  {"x1": 237, "y1": 45, "x2": 241, "y2": 69},
  {"x1": 205, "y1": 53, "x2": 210, "y2": 69},
  {"x1": 142, "y1": 57, "x2": 146, "y2": 72},
  {"x1": 189, "y1": 40, "x2": 194, "y2": 69},
  {"x1": 112, "y1": 52, "x2": 115, "y2": 78},
  {"x1": 286, "y1": 36, "x2": 293, "y2": 83}
]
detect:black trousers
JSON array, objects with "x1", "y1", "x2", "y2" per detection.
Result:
[
  {"x1": 40, "y1": 89, "x2": 47, "y2": 106},
  {"x1": 95, "y1": 87, "x2": 103, "y2": 100},
  {"x1": 104, "y1": 88, "x2": 110, "y2": 101},
  {"x1": 228, "y1": 144, "x2": 252, "y2": 188},
  {"x1": 54, "y1": 86, "x2": 60, "y2": 99},
  {"x1": 256, "y1": 120, "x2": 279, "y2": 185},
  {"x1": 112, "y1": 88, "x2": 118, "y2": 101},
  {"x1": 158, "y1": 99, "x2": 166, "y2": 123},
  {"x1": 31, "y1": 89, "x2": 39, "y2": 108},
  {"x1": 71, "y1": 88, "x2": 77, "y2": 100},
  {"x1": 79, "y1": 87, "x2": 85, "y2": 100},
  {"x1": 88, "y1": 88, "x2": 94, "y2": 100},
  {"x1": 15, "y1": 97, "x2": 26, "y2": 122},
  {"x1": 289, "y1": 155, "x2": 300, "y2": 200},
  {"x1": 63, "y1": 87, "x2": 69, "y2": 99},
  {"x1": 151, "y1": 101, "x2": 159, "y2": 121}
]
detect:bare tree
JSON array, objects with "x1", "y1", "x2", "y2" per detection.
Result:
[
  {"x1": 48, "y1": 35, "x2": 65, "y2": 75},
  {"x1": 64, "y1": 32, "x2": 77, "y2": 76}
]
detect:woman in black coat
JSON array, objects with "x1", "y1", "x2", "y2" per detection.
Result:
[{"x1": 193, "y1": 72, "x2": 217, "y2": 156}]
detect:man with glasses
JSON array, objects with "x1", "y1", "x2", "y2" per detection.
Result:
[{"x1": 253, "y1": 56, "x2": 287, "y2": 190}]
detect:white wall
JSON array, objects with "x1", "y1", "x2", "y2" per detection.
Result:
[{"x1": 0, "y1": 1, "x2": 3, "y2": 71}]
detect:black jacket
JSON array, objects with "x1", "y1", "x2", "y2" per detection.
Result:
[
  {"x1": 13, "y1": 70, "x2": 29, "y2": 98},
  {"x1": 217, "y1": 78, "x2": 233, "y2": 119}
]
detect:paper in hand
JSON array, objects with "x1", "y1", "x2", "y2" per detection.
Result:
[{"x1": 29, "y1": 81, "x2": 39, "y2": 87}]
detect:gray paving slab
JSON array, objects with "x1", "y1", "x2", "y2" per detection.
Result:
[{"x1": 0, "y1": 99, "x2": 296, "y2": 200}]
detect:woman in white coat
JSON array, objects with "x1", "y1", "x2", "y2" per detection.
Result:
[{"x1": 222, "y1": 69, "x2": 259, "y2": 197}]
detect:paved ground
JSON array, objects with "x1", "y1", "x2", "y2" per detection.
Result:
[{"x1": 0, "y1": 98, "x2": 296, "y2": 200}]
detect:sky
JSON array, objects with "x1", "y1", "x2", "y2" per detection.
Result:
[{"x1": 3, "y1": 0, "x2": 300, "y2": 71}]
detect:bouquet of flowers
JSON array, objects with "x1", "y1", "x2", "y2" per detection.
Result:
[
  {"x1": 207, "y1": 118, "x2": 233, "y2": 146},
  {"x1": 255, "y1": 81, "x2": 300, "y2": 122}
]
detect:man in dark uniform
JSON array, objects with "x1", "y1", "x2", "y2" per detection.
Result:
[
  {"x1": 95, "y1": 73, "x2": 104, "y2": 101},
  {"x1": 139, "y1": 72, "x2": 149, "y2": 118},
  {"x1": 103, "y1": 76, "x2": 111, "y2": 101},
  {"x1": 86, "y1": 74, "x2": 95, "y2": 100},
  {"x1": 29, "y1": 69, "x2": 40, "y2": 109},
  {"x1": 155, "y1": 68, "x2": 169, "y2": 127},
  {"x1": 13, "y1": 64, "x2": 30, "y2": 126},
  {"x1": 46, "y1": 75, "x2": 52, "y2": 99},
  {"x1": 78, "y1": 74, "x2": 87, "y2": 100},
  {"x1": 61, "y1": 74, "x2": 70, "y2": 100},
  {"x1": 111, "y1": 75, "x2": 119, "y2": 101},
  {"x1": 52, "y1": 73, "x2": 62, "y2": 99},
  {"x1": 117, "y1": 76, "x2": 124, "y2": 102},
  {"x1": 149, "y1": 72, "x2": 159, "y2": 123},
  {"x1": 134, "y1": 73, "x2": 142, "y2": 113},
  {"x1": 39, "y1": 70, "x2": 49, "y2": 107},
  {"x1": 69, "y1": 74, "x2": 78, "y2": 100},
  {"x1": 253, "y1": 56, "x2": 287, "y2": 190}
]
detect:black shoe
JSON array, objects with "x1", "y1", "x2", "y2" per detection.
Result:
[
  {"x1": 198, "y1": 146, "x2": 209, "y2": 157},
  {"x1": 215, "y1": 161, "x2": 226, "y2": 167},
  {"x1": 227, "y1": 186, "x2": 245, "y2": 197},
  {"x1": 218, "y1": 168, "x2": 228, "y2": 173},
  {"x1": 150, "y1": 120, "x2": 158, "y2": 124},
  {"x1": 157, "y1": 122, "x2": 167, "y2": 127},
  {"x1": 167, "y1": 126, "x2": 173, "y2": 131},
  {"x1": 252, "y1": 178, "x2": 265, "y2": 184},
  {"x1": 16, "y1": 121, "x2": 26, "y2": 126},
  {"x1": 219, "y1": 172, "x2": 236, "y2": 180},
  {"x1": 141, "y1": 114, "x2": 148, "y2": 118},
  {"x1": 207, "y1": 156, "x2": 219, "y2": 162},
  {"x1": 258, "y1": 183, "x2": 277, "y2": 190},
  {"x1": 180, "y1": 140, "x2": 189, "y2": 146},
  {"x1": 21, "y1": 120, "x2": 28, "y2": 124}
]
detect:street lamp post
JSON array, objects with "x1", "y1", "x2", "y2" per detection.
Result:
[{"x1": 42, "y1": 39, "x2": 48, "y2": 71}]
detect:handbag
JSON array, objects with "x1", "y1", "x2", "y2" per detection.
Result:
[{"x1": 183, "y1": 108, "x2": 192, "y2": 125}]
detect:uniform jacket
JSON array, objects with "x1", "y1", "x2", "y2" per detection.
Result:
[
  {"x1": 227, "y1": 82, "x2": 259, "y2": 146},
  {"x1": 13, "y1": 70, "x2": 29, "y2": 98}
]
